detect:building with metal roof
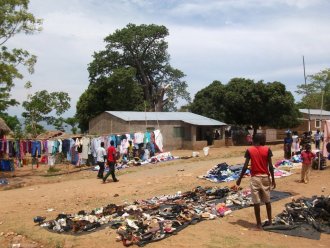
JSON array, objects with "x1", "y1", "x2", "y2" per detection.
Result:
[
  {"x1": 89, "y1": 111, "x2": 227, "y2": 150},
  {"x1": 298, "y1": 109, "x2": 330, "y2": 133}
]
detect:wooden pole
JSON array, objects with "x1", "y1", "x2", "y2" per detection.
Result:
[{"x1": 303, "y1": 56, "x2": 311, "y2": 132}]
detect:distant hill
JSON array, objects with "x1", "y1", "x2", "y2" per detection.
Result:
[{"x1": 18, "y1": 118, "x2": 73, "y2": 134}]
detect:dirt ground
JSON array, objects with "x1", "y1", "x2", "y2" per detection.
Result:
[{"x1": 0, "y1": 144, "x2": 329, "y2": 248}]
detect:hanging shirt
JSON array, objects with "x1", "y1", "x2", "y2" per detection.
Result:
[
  {"x1": 81, "y1": 137, "x2": 90, "y2": 159},
  {"x1": 134, "y1": 132, "x2": 144, "y2": 144},
  {"x1": 154, "y1": 130, "x2": 163, "y2": 152}
]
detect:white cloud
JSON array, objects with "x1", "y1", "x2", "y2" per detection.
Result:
[{"x1": 6, "y1": 0, "x2": 330, "y2": 118}]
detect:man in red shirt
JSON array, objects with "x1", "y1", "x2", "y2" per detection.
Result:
[
  {"x1": 236, "y1": 133, "x2": 276, "y2": 230},
  {"x1": 103, "y1": 140, "x2": 119, "y2": 183}
]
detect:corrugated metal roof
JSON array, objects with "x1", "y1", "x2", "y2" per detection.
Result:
[
  {"x1": 299, "y1": 109, "x2": 330, "y2": 116},
  {"x1": 105, "y1": 111, "x2": 226, "y2": 126}
]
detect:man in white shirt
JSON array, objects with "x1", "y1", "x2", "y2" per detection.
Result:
[
  {"x1": 96, "y1": 142, "x2": 107, "y2": 179},
  {"x1": 314, "y1": 130, "x2": 321, "y2": 149}
]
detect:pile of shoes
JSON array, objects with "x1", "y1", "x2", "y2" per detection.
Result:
[
  {"x1": 36, "y1": 186, "x2": 288, "y2": 246},
  {"x1": 264, "y1": 195, "x2": 330, "y2": 238}
]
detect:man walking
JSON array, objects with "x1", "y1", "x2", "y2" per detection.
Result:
[
  {"x1": 236, "y1": 133, "x2": 276, "y2": 230},
  {"x1": 96, "y1": 142, "x2": 107, "y2": 179},
  {"x1": 103, "y1": 140, "x2": 119, "y2": 183}
]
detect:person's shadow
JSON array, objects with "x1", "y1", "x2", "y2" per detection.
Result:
[{"x1": 229, "y1": 219, "x2": 256, "y2": 229}]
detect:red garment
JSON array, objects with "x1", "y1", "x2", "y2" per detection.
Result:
[
  {"x1": 301, "y1": 151, "x2": 315, "y2": 165},
  {"x1": 107, "y1": 146, "x2": 116, "y2": 162},
  {"x1": 246, "y1": 146, "x2": 271, "y2": 176}
]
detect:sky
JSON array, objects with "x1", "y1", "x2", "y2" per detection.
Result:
[{"x1": 7, "y1": 0, "x2": 330, "y2": 118}]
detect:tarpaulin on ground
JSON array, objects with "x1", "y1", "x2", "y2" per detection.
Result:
[
  {"x1": 264, "y1": 196, "x2": 330, "y2": 240},
  {"x1": 36, "y1": 186, "x2": 291, "y2": 246}
]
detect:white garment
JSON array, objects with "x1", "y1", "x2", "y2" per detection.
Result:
[
  {"x1": 120, "y1": 139, "x2": 128, "y2": 154},
  {"x1": 292, "y1": 135, "x2": 299, "y2": 152},
  {"x1": 47, "y1": 140, "x2": 54, "y2": 155},
  {"x1": 81, "y1": 137, "x2": 90, "y2": 159},
  {"x1": 91, "y1": 138, "x2": 101, "y2": 157},
  {"x1": 134, "y1": 132, "x2": 144, "y2": 144},
  {"x1": 58, "y1": 139, "x2": 62, "y2": 153},
  {"x1": 154, "y1": 130, "x2": 163, "y2": 152},
  {"x1": 96, "y1": 146, "x2": 107, "y2": 162},
  {"x1": 48, "y1": 155, "x2": 55, "y2": 166}
]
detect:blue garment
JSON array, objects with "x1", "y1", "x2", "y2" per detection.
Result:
[
  {"x1": 31, "y1": 141, "x2": 41, "y2": 157},
  {"x1": 110, "y1": 135, "x2": 117, "y2": 147},
  {"x1": 144, "y1": 132, "x2": 151, "y2": 143}
]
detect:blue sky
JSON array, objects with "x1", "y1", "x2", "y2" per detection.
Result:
[{"x1": 7, "y1": 0, "x2": 330, "y2": 117}]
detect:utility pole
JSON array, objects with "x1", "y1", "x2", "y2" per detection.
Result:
[{"x1": 303, "y1": 56, "x2": 311, "y2": 132}]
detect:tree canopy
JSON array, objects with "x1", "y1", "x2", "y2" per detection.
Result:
[
  {"x1": 296, "y1": 68, "x2": 330, "y2": 110},
  {"x1": 189, "y1": 80, "x2": 226, "y2": 121},
  {"x1": 22, "y1": 89, "x2": 70, "y2": 137},
  {"x1": 76, "y1": 67, "x2": 145, "y2": 131},
  {"x1": 0, "y1": 0, "x2": 42, "y2": 112},
  {"x1": 77, "y1": 23, "x2": 190, "y2": 131},
  {"x1": 190, "y1": 78, "x2": 300, "y2": 134}
]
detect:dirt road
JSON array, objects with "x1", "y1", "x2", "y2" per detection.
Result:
[{"x1": 0, "y1": 145, "x2": 329, "y2": 248}]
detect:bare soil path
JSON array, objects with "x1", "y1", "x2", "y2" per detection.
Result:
[{"x1": 0, "y1": 145, "x2": 329, "y2": 248}]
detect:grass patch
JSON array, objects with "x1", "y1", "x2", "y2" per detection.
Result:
[
  {"x1": 47, "y1": 166, "x2": 61, "y2": 173},
  {"x1": 247, "y1": 244, "x2": 288, "y2": 248},
  {"x1": 2, "y1": 182, "x2": 25, "y2": 190},
  {"x1": 206, "y1": 234, "x2": 241, "y2": 248},
  {"x1": 117, "y1": 170, "x2": 137, "y2": 176}
]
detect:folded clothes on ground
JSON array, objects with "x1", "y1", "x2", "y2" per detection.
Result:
[{"x1": 200, "y1": 162, "x2": 293, "y2": 183}]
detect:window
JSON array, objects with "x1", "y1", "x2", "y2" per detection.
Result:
[
  {"x1": 315, "y1": 119, "x2": 321, "y2": 128},
  {"x1": 173, "y1": 127, "x2": 184, "y2": 138}
]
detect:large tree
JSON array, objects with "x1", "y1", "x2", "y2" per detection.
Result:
[
  {"x1": 189, "y1": 80, "x2": 226, "y2": 121},
  {"x1": 296, "y1": 68, "x2": 330, "y2": 110},
  {"x1": 0, "y1": 0, "x2": 42, "y2": 112},
  {"x1": 76, "y1": 67, "x2": 145, "y2": 131},
  {"x1": 87, "y1": 23, "x2": 190, "y2": 112},
  {"x1": 222, "y1": 78, "x2": 300, "y2": 134},
  {"x1": 22, "y1": 89, "x2": 70, "y2": 137}
]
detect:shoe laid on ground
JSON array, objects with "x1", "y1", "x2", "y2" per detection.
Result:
[{"x1": 262, "y1": 220, "x2": 272, "y2": 227}]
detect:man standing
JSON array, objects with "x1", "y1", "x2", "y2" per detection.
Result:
[
  {"x1": 103, "y1": 140, "x2": 119, "y2": 183},
  {"x1": 96, "y1": 142, "x2": 107, "y2": 179},
  {"x1": 236, "y1": 133, "x2": 276, "y2": 230},
  {"x1": 283, "y1": 132, "x2": 293, "y2": 159},
  {"x1": 314, "y1": 130, "x2": 321, "y2": 149}
]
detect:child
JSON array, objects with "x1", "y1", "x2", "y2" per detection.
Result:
[{"x1": 300, "y1": 144, "x2": 315, "y2": 184}]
